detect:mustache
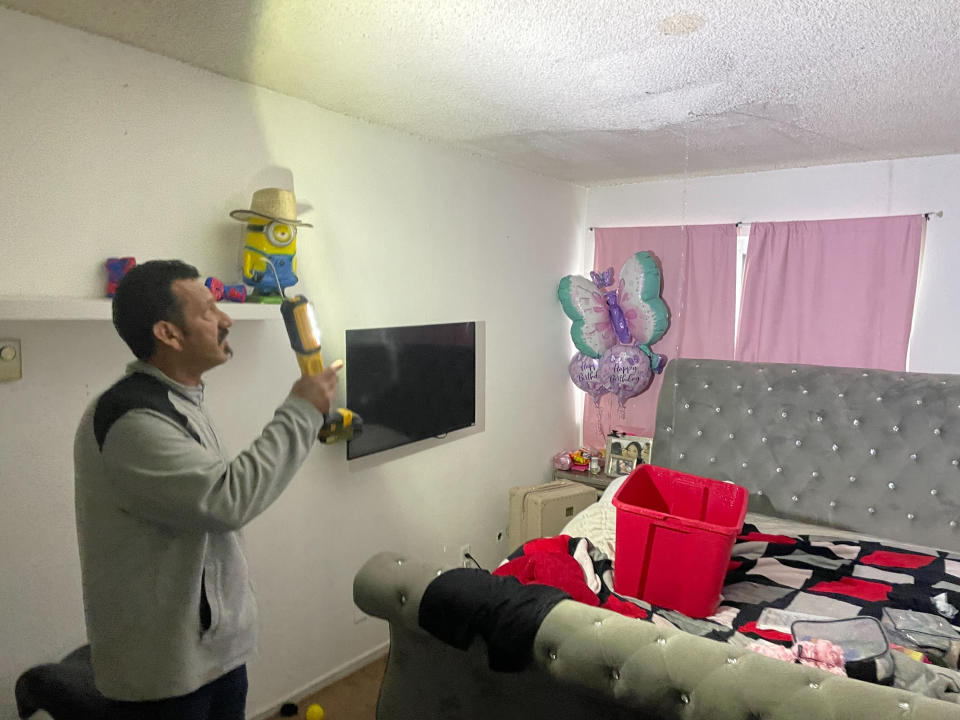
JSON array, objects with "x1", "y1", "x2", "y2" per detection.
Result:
[{"x1": 219, "y1": 329, "x2": 229, "y2": 343}]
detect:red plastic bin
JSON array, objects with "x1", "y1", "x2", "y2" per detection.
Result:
[{"x1": 612, "y1": 465, "x2": 747, "y2": 618}]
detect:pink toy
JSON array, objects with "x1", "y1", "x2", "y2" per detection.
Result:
[
  {"x1": 747, "y1": 639, "x2": 847, "y2": 676},
  {"x1": 206, "y1": 277, "x2": 225, "y2": 299},
  {"x1": 205, "y1": 277, "x2": 247, "y2": 303},
  {"x1": 105, "y1": 258, "x2": 136, "y2": 297},
  {"x1": 224, "y1": 284, "x2": 247, "y2": 302}
]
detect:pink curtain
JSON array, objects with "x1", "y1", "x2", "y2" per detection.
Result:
[
  {"x1": 735, "y1": 215, "x2": 923, "y2": 371},
  {"x1": 581, "y1": 224, "x2": 737, "y2": 450}
]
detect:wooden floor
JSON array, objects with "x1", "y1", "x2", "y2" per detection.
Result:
[{"x1": 265, "y1": 655, "x2": 386, "y2": 720}]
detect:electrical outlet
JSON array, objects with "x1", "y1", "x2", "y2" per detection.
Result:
[
  {"x1": 459, "y1": 543, "x2": 472, "y2": 568},
  {"x1": 353, "y1": 606, "x2": 368, "y2": 624},
  {"x1": 0, "y1": 339, "x2": 21, "y2": 382}
]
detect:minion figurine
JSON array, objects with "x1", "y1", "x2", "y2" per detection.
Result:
[{"x1": 230, "y1": 188, "x2": 312, "y2": 301}]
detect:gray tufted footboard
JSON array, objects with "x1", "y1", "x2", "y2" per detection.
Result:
[{"x1": 354, "y1": 551, "x2": 960, "y2": 720}]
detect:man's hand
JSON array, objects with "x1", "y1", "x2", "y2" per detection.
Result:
[{"x1": 291, "y1": 359, "x2": 344, "y2": 416}]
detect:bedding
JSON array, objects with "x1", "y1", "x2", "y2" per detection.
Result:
[
  {"x1": 553, "y1": 481, "x2": 960, "y2": 701},
  {"x1": 556, "y1": 474, "x2": 624, "y2": 560}
]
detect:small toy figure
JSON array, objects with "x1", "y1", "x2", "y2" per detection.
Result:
[
  {"x1": 568, "y1": 448, "x2": 591, "y2": 471},
  {"x1": 105, "y1": 257, "x2": 136, "y2": 297},
  {"x1": 205, "y1": 277, "x2": 247, "y2": 302},
  {"x1": 229, "y1": 188, "x2": 312, "y2": 302}
]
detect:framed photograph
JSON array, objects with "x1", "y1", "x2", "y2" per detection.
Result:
[
  {"x1": 605, "y1": 433, "x2": 653, "y2": 470},
  {"x1": 606, "y1": 453, "x2": 638, "y2": 478}
]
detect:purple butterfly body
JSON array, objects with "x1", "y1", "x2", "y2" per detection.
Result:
[{"x1": 604, "y1": 291, "x2": 632, "y2": 344}]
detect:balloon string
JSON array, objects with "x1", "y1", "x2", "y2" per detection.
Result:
[
  {"x1": 595, "y1": 401, "x2": 604, "y2": 443},
  {"x1": 675, "y1": 121, "x2": 690, "y2": 362}
]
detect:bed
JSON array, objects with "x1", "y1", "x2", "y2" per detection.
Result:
[{"x1": 353, "y1": 358, "x2": 960, "y2": 719}]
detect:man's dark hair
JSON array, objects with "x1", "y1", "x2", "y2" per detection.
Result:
[{"x1": 112, "y1": 260, "x2": 200, "y2": 359}]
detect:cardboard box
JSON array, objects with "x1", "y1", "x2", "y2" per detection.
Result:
[{"x1": 508, "y1": 480, "x2": 598, "y2": 550}]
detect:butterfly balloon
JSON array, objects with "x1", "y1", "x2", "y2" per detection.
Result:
[{"x1": 558, "y1": 251, "x2": 670, "y2": 406}]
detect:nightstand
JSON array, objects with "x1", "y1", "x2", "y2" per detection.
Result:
[{"x1": 552, "y1": 468, "x2": 611, "y2": 494}]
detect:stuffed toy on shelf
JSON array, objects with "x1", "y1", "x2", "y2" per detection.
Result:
[{"x1": 229, "y1": 188, "x2": 312, "y2": 302}]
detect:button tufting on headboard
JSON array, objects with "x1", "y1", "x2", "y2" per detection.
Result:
[{"x1": 653, "y1": 359, "x2": 960, "y2": 551}]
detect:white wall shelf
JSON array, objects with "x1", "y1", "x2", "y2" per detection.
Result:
[{"x1": 0, "y1": 296, "x2": 278, "y2": 321}]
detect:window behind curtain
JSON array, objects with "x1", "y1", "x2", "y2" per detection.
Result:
[
  {"x1": 735, "y1": 215, "x2": 924, "y2": 371},
  {"x1": 581, "y1": 224, "x2": 737, "y2": 449}
]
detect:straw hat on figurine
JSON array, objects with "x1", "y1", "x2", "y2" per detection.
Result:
[{"x1": 229, "y1": 188, "x2": 313, "y2": 227}]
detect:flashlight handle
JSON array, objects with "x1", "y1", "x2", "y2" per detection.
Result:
[
  {"x1": 281, "y1": 296, "x2": 362, "y2": 443},
  {"x1": 296, "y1": 352, "x2": 325, "y2": 377},
  {"x1": 300, "y1": 352, "x2": 355, "y2": 441}
]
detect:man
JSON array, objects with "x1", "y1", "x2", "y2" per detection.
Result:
[{"x1": 74, "y1": 260, "x2": 340, "y2": 719}]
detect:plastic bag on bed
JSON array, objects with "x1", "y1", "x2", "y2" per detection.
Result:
[
  {"x1": 882, "y1": 607, "x2": 960, "y2": 667},
  {"x1": 792, "y1": 617, "x2": 894, "y2": 684}
]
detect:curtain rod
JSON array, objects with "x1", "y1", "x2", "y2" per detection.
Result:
[
  {"x1": 733, "y1": 211, "x2": 943, "y2": 228},
  {"x1": 589, "y1": 212, "x2": 943, "y2": 232}
]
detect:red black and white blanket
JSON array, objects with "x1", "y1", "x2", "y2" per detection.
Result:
[
  {"x1": 491, "y1": 527, "x2": 960, "y2": 697},
  {"x1": 421, "y1": 526, "x2": 960, "y2": 698},
  {"x1": 497, "y1": 527, "x2": 960, "y2": 648},
  {"x1": 716, "y1": 525, "x2": 960, "y2": 647}
]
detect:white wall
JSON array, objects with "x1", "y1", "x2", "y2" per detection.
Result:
[
  {"x1": 587, "y1": 155, "x2": 960, "y2": 374},
  {"x1": 0, "y1": 10, "x2": 585, "y2": 719}
]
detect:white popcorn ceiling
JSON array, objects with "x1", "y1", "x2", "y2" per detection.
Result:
[{"x1": 4, "y1": 0, "x2": 959, "y2": 185}]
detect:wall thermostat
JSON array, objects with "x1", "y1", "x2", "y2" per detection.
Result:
[{"x1": 0, "y1": 339, "x2": 22, "y2": 382}]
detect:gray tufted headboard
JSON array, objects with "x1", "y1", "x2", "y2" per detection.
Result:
[{"x1": 653, "y1": 359, "x2": 960, "y2": 551}]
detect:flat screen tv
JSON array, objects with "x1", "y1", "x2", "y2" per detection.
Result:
[{"x1": 345, "y1": 321, "x2": 476, "y2": 460}]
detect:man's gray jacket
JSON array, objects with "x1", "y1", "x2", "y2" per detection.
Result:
[{"x1": 74, "y1": 361, "x2": 324, "y2": 701}]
